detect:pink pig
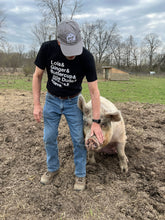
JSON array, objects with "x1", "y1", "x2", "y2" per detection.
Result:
[{"x1": 78, "y1": 95, "x2": 128, "y2": 173}]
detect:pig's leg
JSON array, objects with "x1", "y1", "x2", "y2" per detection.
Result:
[
  {"x1": 88, "y1": 151, "x2": 96, "y2": 164},
  {"x1": 116, "y1": 142, "x2": 128, "y2": 173}
]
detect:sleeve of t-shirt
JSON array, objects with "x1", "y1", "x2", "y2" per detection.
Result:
[
  {"x1": 84, "y1": 52, "x2": 97, "y2": 82},
  {"x1": 34, "y1": 43, "x2": 47, "y2": 70}
]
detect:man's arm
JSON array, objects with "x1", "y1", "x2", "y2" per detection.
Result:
[
  {"x1": 88, "y1": 80, "x2": 104, "y2": 144},
  {"x1": 32, "y1": 66, "x2": 44, "y2": 122}
]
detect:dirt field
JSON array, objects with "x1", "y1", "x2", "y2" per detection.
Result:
[{"x1": 0, "y1": 89, "x2": 165, "y2": 220}]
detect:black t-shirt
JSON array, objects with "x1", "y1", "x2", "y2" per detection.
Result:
[{"x1": 34, "y1": 40, "x2": 97, "y2": 97}]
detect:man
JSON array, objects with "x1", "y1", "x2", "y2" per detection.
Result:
[{"x1": 32, "y1": 20, "x2": 104, "y2": 191}]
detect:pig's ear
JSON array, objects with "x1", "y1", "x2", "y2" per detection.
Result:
[
  {"x1": 78, "y1": 95, "x2": 90, "y2": 114},
  {"x1": 105, "y1": 111, "x2": 121, "y2": 122}
]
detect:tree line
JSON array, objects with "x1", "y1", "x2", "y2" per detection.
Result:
[{"x1": 0, "y1": 0, "x2": 165, "y2": 75}]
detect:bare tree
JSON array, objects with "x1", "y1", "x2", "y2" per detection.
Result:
[
  {"x1": 32, "y1": 17, "x2": 51, "y2": 45},
  {"x1": 15, "y1": 44, "x2": 25, "y2": 66},
  {"x1": 69, "y1": 0, "x2": 82, "y2": 19},
  {"x1": 35, "y1": 0, "x2": 81, "y2": 37},
  {"x1": 131, "y1": 47, "x2": 139, "y2": 67},
  {"x1": 0, "y1": 10, "x2": 5, "y2": 42},
  {"x1": 122, "y1": 35, "x2": 139, "y2": 67},
  {"x1": 0, "y1": 42, "x2": 18, "y2": 70},
  {"x1": 81, "y1": 22, "x2": 97, "y2": 51},
  {"x1": 0, "y1": 42, "x2": 13, "y2": 54},
  {"x1": 111, "y1": 38, "x2": 123, "y2": 68},
  {"x1": 123, "y1": 35, "x2": 134, "y2": 67},
  {"x1": 143, "y1": 33, "x2": 162, "y2": 69},
  {"x1": 92, "y1": 20, "x2": 118, "y2": 64},
  {"x1": 152, "y1": 45, "x2": 165, "y2": 72}
]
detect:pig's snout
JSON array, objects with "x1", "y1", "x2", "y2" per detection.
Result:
[
  {"x1": 85, "y1": 135, "x2": 99, "y2": 151},
  {"x1": 86, "y1": 139, "x2": 98, "y2": 150}
]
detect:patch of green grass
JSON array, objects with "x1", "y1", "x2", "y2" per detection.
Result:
[
  {"x1": 0, "y1": 76, "x2": 31, "y2": 91},
  {"x1": 0, "y1": 74, "x2": 47, "y2": 91},
  {"x1": 0, "y1": 75, "x2": 165, "y2": 104},
  {"x1": 82, "y1": 76, "x2": 165, "y2": 104}
]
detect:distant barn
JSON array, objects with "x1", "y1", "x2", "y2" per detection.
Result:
[{"x1": 102, "y1": 66, "x2": 129, "y2": 80}]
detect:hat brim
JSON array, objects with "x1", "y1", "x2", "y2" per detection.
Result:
[{"x1": 60, "y1": 40, "x2": 83, "y2": 56}]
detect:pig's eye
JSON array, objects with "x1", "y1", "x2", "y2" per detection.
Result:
[{"x1": 101, "y1": 122, "x2": 108, "y2": 128}]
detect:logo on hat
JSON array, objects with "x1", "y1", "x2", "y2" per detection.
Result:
[{"x1": 66, "y1": 33, "x2": 76, "y2": 44}]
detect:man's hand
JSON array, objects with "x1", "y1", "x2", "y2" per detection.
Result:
[
  {"x1": 33, "y1": 104, "x2": 42, "y2": 123},
  {"x1": 91, "y1": 122, "x2": 104, "y2": 144}
]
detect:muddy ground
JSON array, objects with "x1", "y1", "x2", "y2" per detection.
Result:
[{"x1": 0, "y1": 89, "x2": 165, "y2": 220}]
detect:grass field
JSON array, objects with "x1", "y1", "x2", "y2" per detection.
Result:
[{"x1": 0, "y1": 74, "x2": 165, "y2": 104}]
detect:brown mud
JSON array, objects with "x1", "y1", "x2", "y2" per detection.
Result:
[{"x1": 0, "y1": 89, "x2": 165, "y2": 220}]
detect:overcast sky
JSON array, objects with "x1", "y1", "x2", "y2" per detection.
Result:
[{"x1": 1, "y1": 0, "x2": 165, "y2": 51}]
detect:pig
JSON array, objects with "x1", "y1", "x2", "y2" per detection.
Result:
[{"x1": 78, "y1": 95, "x2": 128, "y2": 173}]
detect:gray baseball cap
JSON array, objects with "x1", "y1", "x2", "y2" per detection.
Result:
[{"x1": 57, "y1": 20, "x2": 83, "y2": 56}]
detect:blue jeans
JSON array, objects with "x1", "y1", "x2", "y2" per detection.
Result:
[{"x1": 43, "y1": 92, "x2": 87, "y2": 177}]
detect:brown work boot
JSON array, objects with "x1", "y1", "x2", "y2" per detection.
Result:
[
  {"x1": 74, "y1": 177, "x2": 86, "y2": 191},
  {"x1": 40, "y1": 170, "x2": 59, "y2": 185}
]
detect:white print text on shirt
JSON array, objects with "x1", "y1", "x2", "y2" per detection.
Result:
[{"x1": 50, "y1": 60, "x2": 77, "y2": 87}]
